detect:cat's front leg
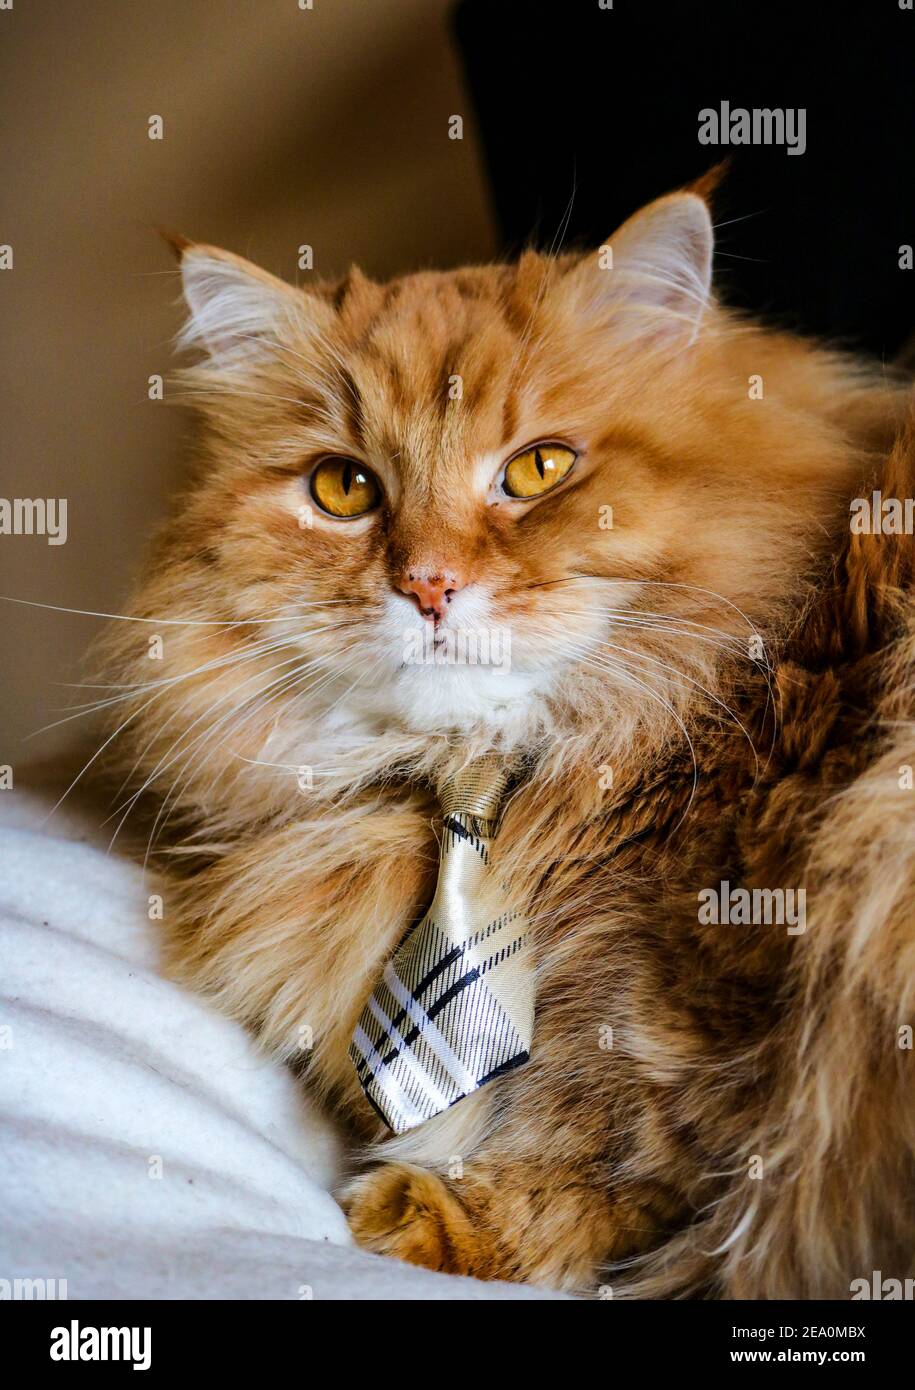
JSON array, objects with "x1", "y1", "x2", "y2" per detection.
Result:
[{"x1": 341, "y1": 1155, "x2": 623, "y2": 1290}]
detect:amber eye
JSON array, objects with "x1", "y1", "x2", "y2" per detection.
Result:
[
  {"x1": 502, "y1": 443, "x2": 576, "y2": 499},
  {"x1": 310, "y1": 457, "x2": 381, "y2": 518}
]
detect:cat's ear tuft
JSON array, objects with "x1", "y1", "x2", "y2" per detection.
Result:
[
  {"x1": 578, "y1": 192, "x2": 714, "y2": 343},
  {"x1": 683, "y1": 159, "x2": 730, "y2": 208},
  {"x1": 156, "y1": 226, "x2": 192, "y2": 259},
  {"x1": 174, "y1": 243, "x2": 300, "y2": 365}
]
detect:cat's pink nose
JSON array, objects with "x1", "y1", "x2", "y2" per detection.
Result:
[{"x1": 397, "y1": 570, "x2": 463, "y2": 623}]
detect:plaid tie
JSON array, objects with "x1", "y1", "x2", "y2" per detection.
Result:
[{"x1": 349, "y1": 755, "x2": 534, "y2": 1134}]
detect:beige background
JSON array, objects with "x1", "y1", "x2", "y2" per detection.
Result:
[{"x1": 0, "y1": 0, "x2": 496, "y2": 762}]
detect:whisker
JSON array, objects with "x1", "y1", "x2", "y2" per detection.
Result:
[
  {"x1": 171, "y1": 384, "x2": 325, "y2": 413},
  {"x1": 539, "y1": 632, "x2": 699, "y2": 826},
  {"x1": 107, "y1": 640, "x2": 320, "y2": 807},
  {"x1": 105, "y1": 642, "x2": 344, "y2": 836},
  {"x1": 1, "y1": 594, "x2": 360, "y2": 626},
  {"x1": 517, "y1": 573, "x2": 763, "y2": 636},
  {"x1": 140, "y1": 643, "x2": 372, "y2": 862},
  {"x1": 545, "y1": 607, "x2": 751, "y2": 661},
  {"x1": 26, "y1": 630, "x2": 306, "y2": 736},
  {"x1": 598, "y1": 635, "x2": 759, "y2": 773}
]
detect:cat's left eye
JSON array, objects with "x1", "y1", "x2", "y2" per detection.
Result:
[
  {"x1": 501, "y1": 443, "x2": 577, "y2": 499},
  {"x1": 310, "y1": 457, "x2": 381, "y2": 518}
]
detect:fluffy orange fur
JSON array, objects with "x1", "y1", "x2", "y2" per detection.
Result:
[{"x1": 98, "y1": 183, "x2": 915, "y2": 1294}]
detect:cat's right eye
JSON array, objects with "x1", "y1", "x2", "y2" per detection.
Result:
[
  {"x1": 309, "y1": 457, "x2": 382, "y2": 519},
  {"x1": 501, "y1": 442, "x2": 577, "y2": 499}
]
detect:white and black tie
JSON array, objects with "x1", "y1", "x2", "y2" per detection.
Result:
[{"x1": 349, "y1": 756, "x2": 534, "y2": 1134}]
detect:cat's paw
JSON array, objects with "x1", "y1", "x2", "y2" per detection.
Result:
[{"x1": 341, "y1": 1163, "x2": 477, "y2": 1275}]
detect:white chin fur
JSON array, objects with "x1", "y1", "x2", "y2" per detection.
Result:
[{"x1": 346, "y1": 660, "x2": 553, "y2": 735}]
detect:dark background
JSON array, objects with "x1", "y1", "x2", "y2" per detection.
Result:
[{"x1": 456, "y1": 0, "x2": 915, "y2": 358}]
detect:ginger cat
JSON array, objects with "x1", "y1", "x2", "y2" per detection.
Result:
[{"x1": 100, "y1": 182, "x2": 915, "y2": 1295}]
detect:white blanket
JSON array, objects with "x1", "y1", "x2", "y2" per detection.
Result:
[{"x1": 0, "y1": 784, "x2": 558, "y2": 1300}]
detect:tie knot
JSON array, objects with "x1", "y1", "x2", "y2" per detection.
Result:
[{"x1": 437, "y1": 754, "x2": 515, "y2": 835}]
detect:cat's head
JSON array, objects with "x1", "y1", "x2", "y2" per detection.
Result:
[{"x1": 139, "y1": 186, "x2": 880, "y2": 766}]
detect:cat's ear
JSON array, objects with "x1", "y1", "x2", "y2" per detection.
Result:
[
  {"x1": 167, "y1": 238, "x2": 310, "y2": 366},
  {"x1": 572, "y1": 192, "x2": 714, "y2": 342},
  {"x1": 609, "y1": 192, "x2": 713, "y2": 316}
]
